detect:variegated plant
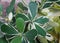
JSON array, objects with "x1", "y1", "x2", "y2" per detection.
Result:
[{"x1": 0, "y1": 0, "x2": 60, "y2": 43}]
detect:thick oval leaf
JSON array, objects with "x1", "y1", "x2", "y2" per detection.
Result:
[
  {"x1": 18, "y1": 2, "x2": 28, "y2": 10},
  {"x1": 43, "y1": 3, "x2": 52, "y2": 8},
  {"x1": 10, "y1": 36, "x2": 22, "y2": 43},
  {"x1": 25, "y1": 29, "x2": 37, "y2": 42},
  {"x1": 16, "y1": 18, "x2": 25, "y2": 33},
  {"x1": 1, "y1": 24, "x2": 18, "y2": 35},
  {"x1": 35, "y1": 17, "x2": 49, "y2": 24},
  {"x1": 16, "y1": 14, "x2": 29, "y2": 21},
  {"x1": 0, "y1": 38, "x2": 7, "y2": 43},
  {"x1": 29, "y1": 2, "x2": 38, "y2": 19},
  {"x1": 6, "y1": 0, "x2": 15, "y2": 14},
  {"x1": 35, "y1": 24, "x2": 46, "y2": 36}
]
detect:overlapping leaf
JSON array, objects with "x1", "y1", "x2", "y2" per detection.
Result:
[
  {"x1": 10, "y1": 36, "x2": 22, "y2": 43},
  {"x1": 25, "y1": 29, "x2": 37, "y2": 42},
  {"x1": 29, "y1": 2, "x2": 38, "y2": 19},
  {"x1": 16, "y1": 18, "x2": 25, "y2": 33},
  {"x1": 35, "y1": 17, "x2": 49, "y2": 24},
  {"x1": 18, "y1": 2, "x2": 28, "y2": 10},
  {"x1": 1, "y1": 24, "x2": 18, "y2": 35},
  {"x1": 43, "y1": 3, "x2": 52, "y2": 8},
  {"x1": 6, "y1": 0, "x2": 15, "y2": 14},
  {"x1": 16, "y1": 14, "x2": 29, "y2": 21},
  {"x1": 35, "y1": 24, "x2": 46, "y2": 36}
]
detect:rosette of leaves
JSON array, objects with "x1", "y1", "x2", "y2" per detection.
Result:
[
  {"x1": 0, "y1": 0, "x2": 49, "y2": 43},
  {"x1": 14, "y1": 1, "x2": 49, "y2": 43}
]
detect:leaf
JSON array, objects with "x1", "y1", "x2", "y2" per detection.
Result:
[
  {"x1": 35, "y1": 24, "x2": 46, "y2": 36},
  {"x1": 51, "y1": 3, "x2": 60, "y2": 11},
  {"x1": 10, "y1": 36, "x2": 22, "y2": 43},
  {"x1": 16, "y1": 18, "x2": 25, "y2": 33},
  {"x1": 16, "y1": 14, "x2": 29, "y2": 21},
  {"x1": 6, "y1": 0, "x2": 15, "y2": 14},
  {"x1": 0, "y1": 38, "x2": 7, "y2": 43},
  {"x1": 25, "y1": 29, "x2": 37, "y2": 42},
  {"x1": 35, "y1": 17, "x2": 49, "y2": 24},
  {"x1": 1, "y1": 24, "x2": 18, "y2": 35},
  {"x1": 18, "y1": 2, "x2": 28, "y2": 10},
  {"x1": 43, "y1": 3, "x2": 52, "y2": 8},
  {"x1": 29, "y1": 2, "x2": 38, "y2": 19},
  {"x1": 41, "y1": 0, "x2": 47, "y2": 8}
]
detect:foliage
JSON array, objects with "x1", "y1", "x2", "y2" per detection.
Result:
[{"x1": 0, "y1": 0, "x2": 60, "y2": 43}]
